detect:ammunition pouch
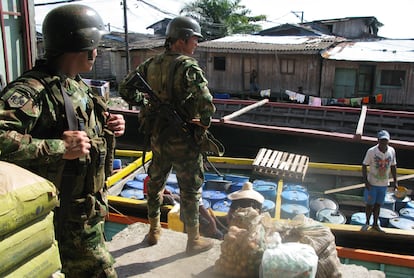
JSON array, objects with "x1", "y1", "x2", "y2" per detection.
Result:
[
  {"x1": 84, "y1": 137, "x2": 107, "y2": 194},
  {"x1": 67, "y1": 193, "x2": 108, "y2": 223}
]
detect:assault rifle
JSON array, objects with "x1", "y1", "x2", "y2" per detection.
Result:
[
  {"x1": 125, "y1": 72, "x2": 188, "y2": 129},
  {"x1": 124, "y1": 72, "x2": 225, "y2": 167}
]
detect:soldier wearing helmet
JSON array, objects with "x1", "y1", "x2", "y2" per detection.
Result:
[
  {"x1": 0, "y1": 4, "x2": 125, "y2": 277},
  {"x1": 119, "y1": 16, "x2": 218, "y2": 255}
]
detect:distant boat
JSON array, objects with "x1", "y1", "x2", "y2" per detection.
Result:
[{"x1": 111, "y1": 98, "x2": 414, "y2": 168}]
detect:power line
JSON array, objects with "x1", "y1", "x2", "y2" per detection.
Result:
[{"x1": 34, "y1": 0, "x2": 81, "y2": 6}]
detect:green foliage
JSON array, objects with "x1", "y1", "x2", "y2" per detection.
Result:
[{"x1": 180, "y1": 0, "x2": 266, "y2": 40}]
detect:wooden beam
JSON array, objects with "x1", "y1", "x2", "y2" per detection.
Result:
[
  {"x1": 324, "y1": 173, "x2": 414, "y2": 194},
  {"x1": 221, "y1": 98, "x2": 269, "y2": 122},
  {"x1": 355, "y1": 105, "x2": 367, "y2": 137}
]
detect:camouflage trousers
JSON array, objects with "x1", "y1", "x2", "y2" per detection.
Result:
[
  {"x1": 56, "y1": 215, "x2": 117, "y2": 278},
  {"x1": 147, "y1": 138, "x2": 204, "y2": 227}
]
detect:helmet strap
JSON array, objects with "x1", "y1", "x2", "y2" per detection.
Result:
[{"x1": 87, "y1": 50, "x2": 94, "y2": 60}]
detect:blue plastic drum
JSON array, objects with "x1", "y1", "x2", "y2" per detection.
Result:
[
  {"x1": 281, "y1": 190, "x2": 309, "y2": 208},
  {"x1": 382, "y1": 192, "x2": 396, "y2": 211},
  {"x1": 166, "y1": 173, "x2": 178, "y2": 186},
  {"x1": 316, "y1": 208, "x2": 346, "y2": 224},
  {"x1": 212, "y1": 199, "x2": 232, "y2": 213},
  {"x1": 281, "y1": 204, "x2": 309, "y2": 219},
  {"x1": 202, "y1": 198, "x2": 211, "y2": 209},
  {"x1": 379, "y1": 208, "x2": 399, "y2": 227},
  {"x1": 204, "y1": 173, "x2": 223, "y2": 181},
  {"x1": 202, "y1": 190, "x2": 227, "y2": 206},
  {"x1": 407, "y1": 200, "x2": 414, "y2": 209},
  {"x1": 399, "y1": 208, "x2": 414, "y2": 221},
  {"x1": 135, "y1": 173, "x2": 148, "y2": 182},
  {"x1": 262, "y1": 200, "x2": 276, "y2": 217},
  {"x1": 389, "y1": 217, "x2": 414, "y2": 230},
  {"x1": 283, "y1": 183, "x2": 307, "y2": 193},
  {"x1": 125, "y1": 180, "x2": 144, "y2": 190},
  {"x1": 351, "y1": 212, "x2": 379, "y2": 226},
  {"x1": 309, "y1": 197, "x2": 337, "y2": 219},
  {"x1": 395, "y1": 196, "x2": 411, "y2": 212},
  {"x1": 225, "y1": 174, "x2": 250, "y2": 193},
  {"x1": 253, "y1": 180, "x2": 277, "y2": 201},
  {"x1": 120, "y1": 188, "x2": 145, "y2": 200}
]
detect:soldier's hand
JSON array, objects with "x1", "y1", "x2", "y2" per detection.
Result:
[
  {"x1": 105, "y1": 112, "x2": 125, "y2": 137},
  {"x1": 191, "y1": 118, "x2": 209, "y2": 129},
  {"x1": 62, "y1": 130, "x2": 91, "y2": 160}
]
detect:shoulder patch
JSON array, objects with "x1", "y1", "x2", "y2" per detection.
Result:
[{"x1": 7, "y1": 91, "x2": 30, "y2": 108}]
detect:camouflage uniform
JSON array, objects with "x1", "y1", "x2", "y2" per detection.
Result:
[
  {"x1": 0, "y1": 64, "x2": 117, "y2": 277},
  {"x1": 119, "y1": 52, "x2": 215, "y2": 227}
]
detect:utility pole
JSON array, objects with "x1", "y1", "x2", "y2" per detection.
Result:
[
  {"x1": 291, "y1": 11, "x2": 304, "y2": 23},
  {"x1": 123, "y1": 0, "x2": 130, "y2": 73}
]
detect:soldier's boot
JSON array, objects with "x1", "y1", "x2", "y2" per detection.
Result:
[
  {"x1": 147, "y1": 215, "x2": 161, "y2": 246},
  {"x1": 186, "y1": 224, "x2": 214, "y2": 255}
]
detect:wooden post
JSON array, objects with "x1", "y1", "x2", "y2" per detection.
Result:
[{"x1": 221, "y1": 98, "x2": 269, "y2": 122}]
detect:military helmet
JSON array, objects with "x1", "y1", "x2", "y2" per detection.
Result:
[
  {"x1": 166, "y1": 16, "x2": 203, "y2": 40},
  {"x1": 42, "y1": 4, "x2": 107, "y2": 53}
]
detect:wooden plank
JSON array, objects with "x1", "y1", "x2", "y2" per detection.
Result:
[
  {"x1": 221, "y1": 98, "x2": 269, "y2": 122},
  {"x1": 355, "y1": 105, "x2": 367, "y2": 136},
  {"x1": 253, "y1": 148, "x2": 266, "y2": 167},
  {"x1": 324, "y1": 173, "x2": 414, "y2": 194},
  {"x1": 284, "y1": 153, "x2": 295, "y2": 171},
  {"x1": 260, "y1": 149, "x2": 273, "y2": 167},
  {"x1": 266, "y1": 150, "x2": 278, "y2": 168},
  {"x1": 278, "y1": 152, "x2": 289, "y2": 170},
  {"x1": 290, "y1": 154, "x2": 302, "y2": 173}
]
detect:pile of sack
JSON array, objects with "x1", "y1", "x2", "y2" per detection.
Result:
[
  {"x1": 0, "y1": 161, "x2": 62, "y2": 277},
  {"x1": 214, "y1": 208, "x2": 342, "y2": 278}
]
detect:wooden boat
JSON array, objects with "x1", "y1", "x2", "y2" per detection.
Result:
[
  {"x1": 105, "y1": 149, "x2": 414, "y2": 274},
  {"x1": 110, "y1": 98, "x2": 414, "y2": 168}
]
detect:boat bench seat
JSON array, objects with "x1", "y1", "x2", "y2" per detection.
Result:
[{"x1": 252, "y1": 148, "x2": 309, "y2": 181}]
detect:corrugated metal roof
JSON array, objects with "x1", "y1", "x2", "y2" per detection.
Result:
[
  {"x1": 198, "y1": 34, "x2": 340, "y2": 53},
  {"x1": 322, "y1": 39, "x2": 414, "y2": 62}
]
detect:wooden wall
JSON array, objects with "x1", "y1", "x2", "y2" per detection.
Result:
[{"x1": 200, "y1": 51, "x2": 322, "y2": 99}]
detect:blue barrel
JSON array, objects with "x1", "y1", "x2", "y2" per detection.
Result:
[
  {"x1": 202, "y1": 190, "x2": 227, "y2": 206},
  {"x1": 125, "y1": 180, "x2": 144, "y2": 190},
  {"x1": 202, "y1": 198, "x2": 211, "y2": 209},
  {"x1": 253, "y1": 180, "x2": 277, "y2": 201},
  {"x1": 316, "y1": 208, "x2": 346, "y2": 224},
  {"x1": 204, "y1": 173, "x2": 223, "y2": 181},
  {"x1": 389, "y1": 217, "x2": 414, "y2": 230},
  {"x1": 165, "y1": 185, "x2": 176, "y2": 194},
  {"x1": 120, "y1": 188, "x2": 145, "y2": 200},
  {"x1": 225, "y1": 174, "x2": 250, "y2": 193},
  {"x1": 309, "y1": 197, "x2": 337, "y2": 219},
  {"x1": 262, "y1": 200, "x2": 276, "y2": 217},
  {"x1": 204, "y1": 179, "x2": 232, "y2": 191},
  {"x1": 407, "y1": 200, "x2": 414, "y2": 209},
  {"x1": 166, "y1": 173, "x2": 178, "y2": 187},
  {"x1": 112, "y1": 159, "x2": 122, "y2": 170},
  {"x1": 281, "y1": 190, "x2": 309, "y2": 208},
  {"x1": 225, "y1": 174, "x2": 249, "y2": 184},
  {"x1": 399, "y1": 208, "x2": 414, "y2": 221},
  {"x1": 379, "y1": 208, "x2": 399, "y2": 227},
  {"x1": 281, "y1": 204, "x2": 309, "y2": 219},
  {"x1": 212, "y1": 199, "x2": 232, "y2": 213},
  {"x1": 382, "y1": 192, "x2": 396, "y2": 211},
  {"x1": 135, "y1": 173, "x2": 148, "y2": 182},
  {"x1": 283, "y1": 183, "x2": 307, "y2": 193},
  {"x1": 395, "y1": 196, "x2": 411, "y2": 212},
  {"x1": 350, "y1": 212, "x2": 379, "y2": 226}
]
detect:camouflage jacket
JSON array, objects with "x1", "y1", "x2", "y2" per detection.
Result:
[
  {"x1": 0, "y1": 62, "x2": 112, "y2": 197},
  {"x1": 119, "y1": 51, "x2": 216, "y2": 134}
]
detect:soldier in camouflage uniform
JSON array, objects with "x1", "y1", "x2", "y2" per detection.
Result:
[
  {"x1": 119, "y1": 16, "x2": 216, "y2": 255},
  {"x1": 0, "y1": 4, "x2": 125, "y2": 277}
]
